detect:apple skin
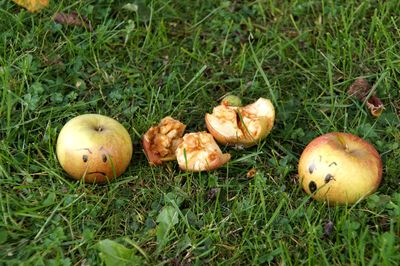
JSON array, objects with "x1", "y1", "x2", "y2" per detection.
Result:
[
  {"x1": 298, "y1": 132, "x2": 382, "y2": 204},
  {"x1": 56, "y1": 114, "x2": 133, "y2": 183}
]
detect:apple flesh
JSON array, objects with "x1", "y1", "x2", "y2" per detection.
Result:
[
  {"x1": 56, "y1": 114, "x2": 133, "y2": 183},
  {"x1": 175, "y1": 132, "x2": 231, "y2": 172},
  {"x1": 205, "y1": 97, "x2": 275, "y2": 147},
  {"x1": 298, "y1": 132, "x2": 382, "y2": 204},
  {"x1": 142, "y1": 116, "x2": 186, "y2": 165}
]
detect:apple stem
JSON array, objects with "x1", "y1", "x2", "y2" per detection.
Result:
[{"x1": 337, "y1": 135, "x2": 349, "y2": 151}]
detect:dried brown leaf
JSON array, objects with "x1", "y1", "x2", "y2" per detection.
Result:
[
  {"x1": 347, "y1": 77, "x2": 384, "y2": 117},
  {"x1": 53, "y1": 11, "x2": 93, "y2": 31},
  {"x1": 347, "y1": 77, "x2": 371, "y2": 101},
  {"x1": 367, "y1": 96, "x2": 384, "y2": 117}
]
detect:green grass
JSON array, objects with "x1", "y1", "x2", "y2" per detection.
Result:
[{"x1": 1, "y1": 0, "x2": 400, "y2": 265}]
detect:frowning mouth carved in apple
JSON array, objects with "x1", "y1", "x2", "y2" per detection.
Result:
[
  {"x1": 87, "y1": 171, "x2": 107, "y2": 176},
  {"x1": 76, "y1": 147, "x2": 111, "y2": 177}
]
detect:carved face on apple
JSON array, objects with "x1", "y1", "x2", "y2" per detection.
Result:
[
  {"x1": 298, "y1": 132, "x2": 382, "y2": 204},
  {"x1": 75, "y1": 146, "x2": 113, "y2": 180},
  {"x1": 56, "y1": 114, "x2": 133, "y2": 183}
]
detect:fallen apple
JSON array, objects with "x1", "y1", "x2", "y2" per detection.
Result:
[
  {"x1": 175, "y1": 132, "x2": 231, "y2": 172},
  {"x1": 56, "y1": 114, "x2": 133, "y2": 183},
  {"x1": 298, "y1": 132, "x2": 382, "y2": 204},
  {"x1": 142, "y1": 116, "x2": 186, "y2": 165},
  {"x1": 205, "y1": 97, "x2": 275, "y2": 147}
]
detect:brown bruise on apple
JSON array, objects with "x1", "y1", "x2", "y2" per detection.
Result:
[
  {"x1": 175, "y1": 132, "x2": 231, "y2": 172},
  {"x1": 205, "y1": 98, "x2": 275, "y2": 147},
  {"x1": 142, "y1": 116, "x2": 186, "y2": 165},
  {"x1": 298, "y1": 132, "x2": 383, "y2": 204}
]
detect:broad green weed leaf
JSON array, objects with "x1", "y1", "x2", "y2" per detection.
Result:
[
  {"x1": 156, "y1": 222, "x2": 170, "y2": 251},
  {"x1": 164, "y1": 192, "x2": 185, "y2": 207},
  {"x1": 97, "y1": 239, "x2": 142, "y2": 266},
  {"x1": 42, "y1": 192, "x2": 56, "y2": 206},
  {"x1": 156, "y1": 206, "x2": 179, "y2": 225},
  {"x1": 156, "y1": 206, "x2": 179, "y2": 251}
]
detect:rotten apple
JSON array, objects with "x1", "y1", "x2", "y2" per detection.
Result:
[
  {"x1": 142, "y1": 116, "x2": 186, "y2": 165},
  {"x1": 56, "y1": 114, "x2": 133, "y2": 183},
  {"x1": 175, "y1": 132, "x2": 231, "y2": 172},
  {"x1": 205, "y1": 97, "x2": 275, "y2": 147},
  {"x1": 298, "y1": 132, "x2": 383, "y2": 204}
]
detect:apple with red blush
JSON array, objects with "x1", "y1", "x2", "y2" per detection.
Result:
[{"x1": 298, "y1": 132, "x2": 382, "y2": 204}]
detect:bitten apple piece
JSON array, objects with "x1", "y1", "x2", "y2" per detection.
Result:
[
  {"x1": 142, "y1": 117, "x2": 186, "y2": 165},
  {"x1": 205, "y1": 97, "x2": 275, "y2": 147},
  {"x1": 175, "y1": 132, "x2": 231, "y2": 172}
]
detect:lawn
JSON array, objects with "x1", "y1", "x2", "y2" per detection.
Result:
[{"x1": 1, "y1": 0, "x2": 400, "y2": 265}]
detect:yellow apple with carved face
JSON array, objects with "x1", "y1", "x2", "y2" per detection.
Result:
[
  {"x1": 298, "y1": 132, "x2": 382, "y2": 204},
  {"x1": 56, "y1": 114, "x2": 133, "y2": 183}
]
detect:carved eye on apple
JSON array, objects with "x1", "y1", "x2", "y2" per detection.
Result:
[
  {"x1": 304, "y1": 157, "x2": 338, "y2": 194},
  {"x1": 79, "y1": 148, "x2": 108, "y2": 163},
  {"x1": 77, "y1": 147, "x2": 112, "y2": 178},
  {"x1": 298, "y1": 132, "x2": 382, "y2": 205}
]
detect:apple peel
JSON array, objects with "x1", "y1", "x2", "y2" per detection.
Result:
[
  {"x1": 205, "y1": 97, "x2": 275, "y2": 147},
  {"x1": 142, "y1": 116, "x2": 186, "y2": 166},
  {"x1": 175, "y1": 132, "x2": 231, "y2": 172}
]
